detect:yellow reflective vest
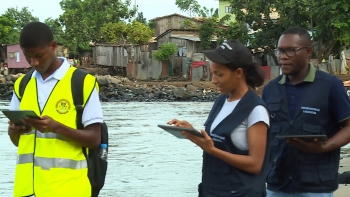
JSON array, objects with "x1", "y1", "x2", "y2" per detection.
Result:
[{"x1": 13, "y1": 67, "x2": 97, "y2": 197}]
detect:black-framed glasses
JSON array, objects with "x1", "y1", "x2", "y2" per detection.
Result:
[{"x1": 274, "y1": 46, "x2": 309, "y2": 57}]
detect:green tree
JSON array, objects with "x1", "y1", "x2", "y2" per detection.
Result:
[
  {"x1": 229, "y1": 0, "x2": 350, "y2": 63},
  {"x1": 100, "y1": 21, "x2": 128, "y2": 44},
  {"x1": 0, "y1": 15, "x2": 18, "y2": 60},
  {"x1": 175, "y1": 0, "x2": 244, "y2": 50},
  {"x1": 0, "y1": 15, "x2": 18, "y2": 45},
  {"x1": 100, "y1": 21, "x2": 154, "y2": 45},
  {"x1": 175, "y1": 0, "x2": 201, "y2": 16},
  {"x1": 59, "y1": 0, "x2": 89, "y2": 54},
  {"x1": 44, "y1": 17, "x2": 64, "y2": 43},
  {"x1": 198, "y1": 19, "x2": 216, "y2": 50},
  {"x1": 216, "y1": 22, "x2": 250, "y2": 45},
  {"x1": 3, "y1": 7, "x2": 39, "y2": 30},
  {"x1": 312, "y1": 0, "x2": 350, "y2": 60},
  {"x1": 59, "y1": 0, "x2": 137, "y2": 54},
  {"x1": 135, "y1": 12, "x2": 147, "y2": 24},
  {"x1": 0, "y1": 7, "x2": 39, "y2": 45},
  {"x1": 127, "y1": 21, "x2": 154, "y2": 45},
  {"x1": 175, "y1": 0, "x2": 218, "y2": 50},
  {"x1": 153, "y1": 42, "x2": 178, "y2": 61}
]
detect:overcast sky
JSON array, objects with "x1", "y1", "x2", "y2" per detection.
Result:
[{"x1": 0, "y1": 0, "x2": 219, "y2": 22}]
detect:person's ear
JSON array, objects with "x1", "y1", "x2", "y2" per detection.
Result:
[
  {"x1": 306, "y1": 46, "x2": 312, "y2": 59},
  {"x1": 50, "y1": 41, "x2": 57, "y2": 50},
  {"x1": 236, "y1": 68, "x2": 244, "y2": 78}
]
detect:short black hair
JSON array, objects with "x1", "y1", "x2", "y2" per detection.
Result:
[
  {"x1": 282, "y1": 26, "x2": 312, "y2": 44},
  {"x1": 20, "y1": 21, "x2": 54, "y2": 48}
]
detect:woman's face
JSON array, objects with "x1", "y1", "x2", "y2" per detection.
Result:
[{"x1": 210, "y1": 61, "x2": 243, "y2": 95}]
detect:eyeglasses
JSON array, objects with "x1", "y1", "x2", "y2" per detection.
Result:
[{"x1": 274, "y1": 46, "x2": 309, "y2": 57}]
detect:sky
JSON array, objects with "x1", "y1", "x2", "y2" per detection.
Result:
[{"x1": 0, "y1": 0, "x2": 219, "y2": 22}]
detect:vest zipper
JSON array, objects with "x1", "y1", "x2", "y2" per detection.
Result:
[{"x1": 290, "y1": 120, "x2": 293, "y2": 125}]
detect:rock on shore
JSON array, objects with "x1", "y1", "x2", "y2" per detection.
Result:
[
  {"x1": 0, "y1": 74, "x2": 220, "y2": 102},
  {"x1": 96, "y1": 75, "x2": 220, "y2": 102}
]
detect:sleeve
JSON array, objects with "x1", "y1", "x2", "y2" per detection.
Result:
[
  {"x1": 328, "y1": 77, "x2": 350, "y2": 122},
  {"x1": 247, "y1": 105, "x2": 270, "y2": 128},
  {"x1": 81, "y1": 87, "x2": 104, "y2": 127},
  {"x1": 9, "y1": 91, "x2": 20, "y2": 110}
]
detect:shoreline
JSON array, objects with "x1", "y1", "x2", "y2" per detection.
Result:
[{"x1": 0, "y1": 73, "x2": 221, "y2": 102}]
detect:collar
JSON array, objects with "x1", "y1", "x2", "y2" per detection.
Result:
[
  {"x1": 33, "y1": 57, "x2": 70, "y2": 82},
  {"x1": 278, "y1": 64, "x2": 316, "y2": 84}
]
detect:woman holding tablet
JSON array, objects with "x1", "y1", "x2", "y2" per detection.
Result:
[{"x1": 168, "y1": 40, "x2": 270, "y2": 197}]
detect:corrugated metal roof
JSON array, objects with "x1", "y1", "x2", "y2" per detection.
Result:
[
  {"x1": 170, "y1": 35, "x2": 200, "y2": 42},
  {"x1": 170, "y1": 35, "x2": 216, "y2": 42}
]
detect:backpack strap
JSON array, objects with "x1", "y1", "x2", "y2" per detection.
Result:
[
  {"x1": 71, "y1": 68, "x2": 88, "y2": 130},
  {"x1": 18, "y1": 69, "x2": 35, "y2": 100}
]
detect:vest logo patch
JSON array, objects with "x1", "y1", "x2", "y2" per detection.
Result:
[
  {"x1": 56, "y1": 99, "x2": 70, "y2": 114},
  {"x1": 301, "y1": 106, "x2": 320, "y2": 115}
]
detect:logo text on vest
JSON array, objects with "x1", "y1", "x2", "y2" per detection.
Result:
[
  {"x1": 56, "y1": 99, "x2": 71, "y2": 114},
  {"x1": 301, "y1": 106, "x2": 320, "y2": 115}
]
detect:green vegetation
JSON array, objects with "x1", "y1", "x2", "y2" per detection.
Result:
[{"x1": 152, "y1": 42, "x2": 178, "y2": 61}]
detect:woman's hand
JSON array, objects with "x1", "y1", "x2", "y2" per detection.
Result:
[
  {"x1": 182, "y1": 130, "x2": 216, "y2": 154},
  {"x1": 167, "y1": 119, "x2": 193, "y2": 128},
  {"x1": 167, "y1": 118, "x2": 216, "y2": 154}
]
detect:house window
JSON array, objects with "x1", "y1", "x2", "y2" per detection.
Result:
[
  {"x1": 15, "y1": 52, "x2": 20, "y2": 62},
  {"x1": 225, "y1": 6, "x2": 232, "y2": 13}
]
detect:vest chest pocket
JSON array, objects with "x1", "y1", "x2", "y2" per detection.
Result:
[
  {"x1": 300, "y1": 164, "x2": 335, "y2": 183},
  {"x1": 302, "y1": 124, "x2": 323, "y2": 135},
  {"x1": 266, "y1": 97, "x2": 281, "y2": 119},
  {"x1": 268, "y1": 103, "x2": 280, "y2": 112}
]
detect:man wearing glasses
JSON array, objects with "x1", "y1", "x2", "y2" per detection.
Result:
[{"x1": 262, "y1": 26, "x2": 350, "y2": 197}]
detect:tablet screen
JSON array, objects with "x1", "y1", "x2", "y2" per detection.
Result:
[
  {"x1": 2, "y1": 110, "x2": 39, "y2": 127},
  {"x1": 158, "y1": 124, "x2": 204, "y2": 138}
]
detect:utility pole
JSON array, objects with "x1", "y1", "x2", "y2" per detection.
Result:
[{"x1": 134, "y1": 0, "x2": 137, "y2": 20}]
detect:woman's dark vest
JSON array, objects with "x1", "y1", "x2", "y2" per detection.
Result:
[
  {"x1": 200, "y1": 90, "x2": 270, "y2": 197},
  {"x1": 263, "y1": 70, "x2": 340, "y2": 193}
]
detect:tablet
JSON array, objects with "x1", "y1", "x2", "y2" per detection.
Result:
[
  {"x1": 158, "y1": 124, "x2": 204, "y2": 139},
  {"x1": 276, "y1": 134, "x2": 328, "y2": 142},
  {"x1": 2, "y1": 110, "x2": 39, "y2": 127}
]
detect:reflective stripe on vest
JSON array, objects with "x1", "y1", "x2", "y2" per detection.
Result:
[
  {"x1": 20, "y1": 130, "x2": 67, "y2": 141},
  {"x1": 17, "y1": 154, "x2": 87, "y2": 169},
  {"x1": 36, "y1": 131, "x2": 68, "y2": 141}
]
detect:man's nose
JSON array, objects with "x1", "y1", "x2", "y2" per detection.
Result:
[
  {"x1": 30, "y1": 58, "x2": 39, "y2": 66},
  {"x1": 279, "y1": 51, "x2": 289, "y2": 60}
]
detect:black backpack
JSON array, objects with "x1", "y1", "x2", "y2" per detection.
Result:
[{"x1": 19, "y1": 68, "x2": 108, "y2": 197}]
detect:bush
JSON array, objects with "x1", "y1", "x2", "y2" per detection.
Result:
[{"x1": 152, "y1": 42, "x2": 178, "y2": 61}]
